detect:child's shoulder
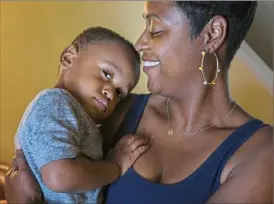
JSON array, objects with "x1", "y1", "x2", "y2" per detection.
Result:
[
  {"x1": 31, "y1": 88, "x2": 79, "y2": 108},
  {"x1": 24, "y1": 88, "x2": 82, "y2": 118},
  {"x1": 34, "y1": 88, "x2": 73, "y2": 101}
]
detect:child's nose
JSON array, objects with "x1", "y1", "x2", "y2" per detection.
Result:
[{"x1": 102, "y1": 85, "x2": 114, "y2": 101}]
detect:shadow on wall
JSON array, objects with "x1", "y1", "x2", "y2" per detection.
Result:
[{"x1": 245, "y1": 1, "x2": 274, "y2": 69}]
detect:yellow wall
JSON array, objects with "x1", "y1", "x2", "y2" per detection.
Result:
[
  {"x1": 1, "y1": 1, "x2": 272, "y2": 164},
  {"x1": 230, "y1": 57, "x2": 273, "y2": 124}
]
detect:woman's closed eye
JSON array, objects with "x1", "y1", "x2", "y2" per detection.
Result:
[
  {"x1": 149, "y1": 20, "x2": 164, "y2": 37},
  {"x1": 149, "y1": 30, "x2": 163, "y2": 37}
]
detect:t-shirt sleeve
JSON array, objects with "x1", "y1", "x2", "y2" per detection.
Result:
[{"x1": 19, "y1": 89, "x2": 82, "y2": 170}]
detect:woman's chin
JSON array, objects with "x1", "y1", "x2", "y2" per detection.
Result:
[
  {"x1": 145, "y1": 70, "x2": 163, "y2": 93},
  {"x1": 147, "y1": 80, "x2": 161, "y2": 94}
]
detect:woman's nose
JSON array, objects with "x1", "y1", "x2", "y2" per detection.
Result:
[{"x1": 135, "y1": 31, "x2": 149, "y2": 52}]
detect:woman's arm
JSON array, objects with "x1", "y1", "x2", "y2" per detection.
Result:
[
  {"x1": 5, "y1": 150, "x2": 43, "y2": 204},
  {"x1": 206, "y1": 126, "x2": 273, "y2": 204}
]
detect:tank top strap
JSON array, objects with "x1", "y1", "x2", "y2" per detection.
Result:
[
  {"x1": 210, "y1": 119, "x2": 269, "y2": 189},
  {"x1": 216, "y1": 119, "x2": 267, "y2": 159}
]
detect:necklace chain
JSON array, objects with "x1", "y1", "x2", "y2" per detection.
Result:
[{"x1": 166, "y1": 98, "x2": 237, "y2": 136}]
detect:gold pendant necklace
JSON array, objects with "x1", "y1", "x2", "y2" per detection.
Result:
[{"x1": 166, "y1": 98, "x2": 236, "y2": 136}]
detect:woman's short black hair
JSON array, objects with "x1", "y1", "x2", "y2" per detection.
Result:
[{"x1": 174, "y1": 1, "x2": 257, "y2": 65}]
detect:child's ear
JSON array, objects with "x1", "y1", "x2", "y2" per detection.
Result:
[{"x1": 60, "y1": 45, "x2": 78, "y2": 69}]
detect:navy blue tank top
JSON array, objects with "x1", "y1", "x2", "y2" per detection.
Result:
[{"x1": 105, "y1": 94, "x2": 267, "y2": 204}]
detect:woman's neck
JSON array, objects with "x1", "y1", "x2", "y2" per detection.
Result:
[{"x1": 166, "y1": 76, "x2": 234, "y2": 133}]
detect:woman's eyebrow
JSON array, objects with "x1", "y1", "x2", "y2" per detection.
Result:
[
  {"x1": 142, "y1": 12, "x2": 178, "y2": 26},
  {"x1": 143, "y1": 13, "x2": 164, "y2": 22}
]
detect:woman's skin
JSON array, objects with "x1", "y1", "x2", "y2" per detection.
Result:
[{"x1": 5, "y1": 1, "x2": 273, "y2": 204}]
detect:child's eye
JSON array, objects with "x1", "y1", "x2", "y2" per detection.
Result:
[{"x1": 103, "y1": 70, "x2": 112, "y2": 80}]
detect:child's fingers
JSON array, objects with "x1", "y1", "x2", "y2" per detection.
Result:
[
  {"x1": 15, "y1": 150, "x2": 29, "y2": 171},
  {"x1": 116, "y1": 135, "x2": 135, "y2": 147},
  {"x1": 129, "y1": 144, "x2": 150, "y2": 162},
  {"x1": 6, "y1": 157, "x2": 18, "y2": 177},
  {"x1": 126, "y1": 137, "x2": 149, "y2": 153}
]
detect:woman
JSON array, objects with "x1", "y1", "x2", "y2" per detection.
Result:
[{"x1": 5, "y1": 1, "x2": 273, "y2": 204}]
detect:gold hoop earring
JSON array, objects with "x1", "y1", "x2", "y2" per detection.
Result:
[{"x1": 199, "y1": 51, "x2": 220, "y2": 85}]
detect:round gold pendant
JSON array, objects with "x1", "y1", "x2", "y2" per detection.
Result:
[{"x1": 168, "y1": 129, "x2": 174, "y2": 135}]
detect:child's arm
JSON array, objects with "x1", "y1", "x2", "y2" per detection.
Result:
[
  {"x1": 41, "y1": 135, "x2": 149, "y2": 193},
  {"x1": 41, "y1": 157, "x2": 120, "y2": 193}
]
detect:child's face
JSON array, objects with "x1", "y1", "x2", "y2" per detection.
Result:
[{"x1": 60, "y1": 42, "x2": 139, "y2": 123}]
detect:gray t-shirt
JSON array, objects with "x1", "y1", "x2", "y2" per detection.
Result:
[{"x1": 15, "y1": 88, "x2": 104, "y2": 204}]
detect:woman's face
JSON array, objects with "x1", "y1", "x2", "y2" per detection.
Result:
[{"x1": 135, "y1": 1, "x2": 204, "y2": 97}]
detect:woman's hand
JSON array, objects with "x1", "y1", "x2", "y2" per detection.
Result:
[{"x1": 5, "y1": 150, "x2": 43, "y2": 204}]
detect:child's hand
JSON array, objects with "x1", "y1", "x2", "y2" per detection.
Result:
[{"x1": 107, "y1": 135, "x2": 151, "y2": 175}]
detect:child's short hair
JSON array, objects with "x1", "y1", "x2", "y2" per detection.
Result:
[{"x1": 71, "y1": 26, "x2": 140, "y2": 71}]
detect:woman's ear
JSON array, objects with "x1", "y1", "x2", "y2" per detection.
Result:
[
  {"x1": 60, "y1": 45, "x2": 78, "y2": 69},
  {"x1": 202, "y1": 15, "x2": 227, "y2": 53}
]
